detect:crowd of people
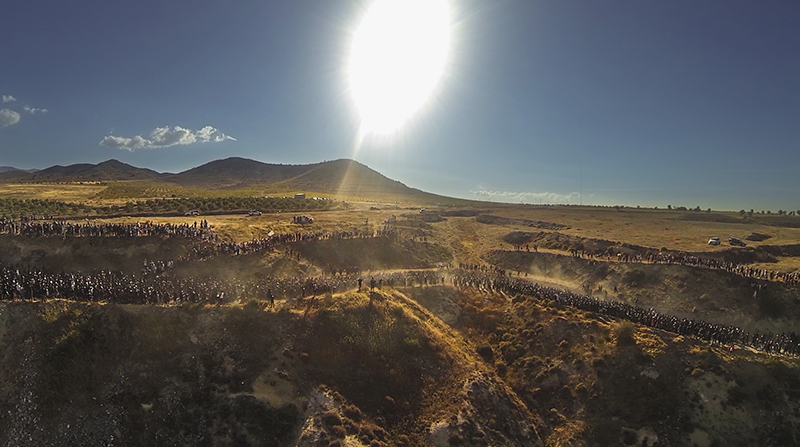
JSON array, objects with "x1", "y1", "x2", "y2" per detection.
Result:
[
  {"x1": 1, "y1": 257, "x2": 796, "y2": 356},
  {"x1": 186, "y1": 225, "x2": 400, "y2": 259},
  {"x1": 0, "y1": 263, "x2": 354, "y2": 305},
  {"x1": 509, "y1": 245, "x2": 800, "y2": 286},
  {"x1": 451, "y1": 267, "x2": 799, "y2": 356},
  {"x1": 614, "y1": 250, "x2": 800, "y2": 285},
  {"x1": 0, "y1": 218, "x2": 214, "y2": 240},
  {"x1": 1, "y1": 215, "x2": 797, "y2": 356},
  {"x1": 0, "y1": 217, "x2": 405, "y2": 263}
]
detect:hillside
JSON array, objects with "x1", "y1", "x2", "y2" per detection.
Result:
[
  {"x1": 2, "y1": 281, "x2": 797, "y2": 447},
  {"x1": 0, "y1": 167, "x2": 38, "y2": 174},
  {"x1": 0, "y1": 157, "x2": 466, "y2": 204},
  {"x1": 0, "y1": 159, "x2": 162, "y2": 182},
  {"x1": 165, "y1": 157, "x2": 311, "y2": 188},
  {"x1": 402, "y1": 285, "x2": 800, "y2": 447},
  {"x1": 0, "y1": 291, "x2": 543, "y2": 447},
  {"x1": 167, "y1": 158, "x2": 457, "y2": 203}
]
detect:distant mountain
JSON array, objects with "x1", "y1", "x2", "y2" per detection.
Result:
[
  {"x1": 0, "y1": 159, "x2": 162, "y2": 182},
  {"x1": 0, "y1": 166, "x2": 38, "y2": 174},
  {"x1": 0, "y1": 157, "x2": 459, "y2": 203},
  {"x1": 165, "y1": 157, "x2": 310, "y2": 187},
  {"x1": 167, "y1": 157, "x2": 450, "y2": 201},
  {"x1": 166, "y1": 157, "x2": 421, "y2": 197},
  {"x1": 273, "y1": 158, "x2": 418, "y2": 197}
]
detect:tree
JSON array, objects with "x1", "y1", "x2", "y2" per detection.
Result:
[
  {"x1": 667, "y1": 205, "x2": 672, "y2": 210},
  {"x1": 739, "y1": 209, "x2": 746, "y2": 216}
]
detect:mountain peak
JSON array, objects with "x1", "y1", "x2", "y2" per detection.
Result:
[{"x1": 0, "y1": 157, "x2": 458, "y2": 204}]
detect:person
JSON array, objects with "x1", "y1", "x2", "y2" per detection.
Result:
[
  {"x1": 267, "y1": 289, "x2": 275, "y2": 307},
  {"x1": 369, "y1": 277, "x2": 376, "y2": 291},
  {"x1": 358, "y1": 277, "x2": 363, "y2": 291}
]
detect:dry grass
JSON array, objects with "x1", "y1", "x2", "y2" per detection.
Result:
[
  {"x1": 7, "y1": 181, "x2": 800, "y2": 255},
  {"x1": 21, "y1": 198, "x2": 800, "y2": 275},
  {"x1": 0, "y1": 182, "x2": 106, "y2": 202},
  {"x1": 465, "y1": 204, "x2": 800, "y2": 253}
]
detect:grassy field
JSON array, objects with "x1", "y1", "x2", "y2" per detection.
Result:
[
  {"x1": 0, "y1": 182, "x2": 106, "y2": 202},
  {"x1": 468, "y1": 204, "x2": 800, "y2": 253},
  {"x1": 9, "y1": 184, "x2": 798, "y2": 269}
]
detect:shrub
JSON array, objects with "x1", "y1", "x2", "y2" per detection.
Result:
[
  {"x1": 621, "y1": 269, "x2": 647, "y2": 287},
  {"x1": 329, "y1": 425, "x2": 346, "y2": 439},
  {"x1": 476, "y1": 344, "x2": 494, "y2": 362},
  {"x1": 447, "y1": 433, "x2": 464, "y2": 445},
  {"x1": 243, "y1": 298, "x2": 261, "y2": 311},
  {"x1": 342, "y1": 404, "x2": 363, "y2": 422},
  {"x1": 321, "y1": 410, "x2": 342, "y2": 427},
  {"x1": 614, "y1": 322, "x2": 636, "y2": 345}
]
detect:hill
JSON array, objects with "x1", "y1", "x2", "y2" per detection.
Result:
[
  {"x1": 0, "y1": 159, "x2": 162, "y2": 182},
  {"x1": 165, "y1": 157, "x2": 310, "y2": 187},
  {"x1": 401, "y1": 284, "x2": 800, "y2": 447},
  {"x1": 167, "y1": 157, "x2": 455, "y2": 203},
  {"x1": 0, "y1": 291, "x2": 543, "y2": 447},
  {"x1": 0, "y1": 166, "x2": 38, "y2": 174},
  {"x1": 0, "y1": 157, "x2": 466, "y2": 204}
]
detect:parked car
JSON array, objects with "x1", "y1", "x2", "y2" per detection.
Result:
[
  {"x1": 184, "y1": 210, "x2": 200, "y2": 216},
  {"x1": 728, "y1": 237, "x2": 746, "y2": 247},
  {"x1": 708, "y1": 236, "x2": 720, "y2": 245},
  {"x1": 248, "y1": 210, "x2": 262, "y2": 216}
]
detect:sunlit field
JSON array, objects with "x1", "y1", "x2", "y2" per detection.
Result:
[
  {"x1": 482, "y1": 205, "x2": 800, "y2": 253},
  {"x1": 13, "y1": 182, "x2": 799, "y2": 273},
  {"x1": 0, "y1": 182, "x2": 106, "y2": 202}
]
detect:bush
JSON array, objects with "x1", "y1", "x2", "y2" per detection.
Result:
[
  {"x1": 621, "y1": 269, "x2": 647, "y2": 287},
  {"x1": 476, "y1": 344, "x2": 494, "y2": 362},
  {"x1": 342, "y1": 404, "x2": 363, "y2": 422},
  {"x1": 329, "y1": 425, "x2": 346, "y2": 439},
  {"x1": 321, "y1": 410, "x2": 342, "y2": 427},
  {"x1": 243, "y1": 298, "x2": 261, "y2": 311},
  {"x1": 614, "y1": 322, "x2": 636, "y2": 345}
]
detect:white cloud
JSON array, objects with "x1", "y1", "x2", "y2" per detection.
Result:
[
  {"x1": 100, "y1": 125, "x2": 236, "y2": 151},
  {"x1": 22, "y1": 105, "x2": 48, "y2": 114},
  {"x1": 0, "y1": 96, "x2": 48, "y2": 128},
  {"x1": 0, "y1": 109, "x2": 21, "y2": 127},
  {"x1": 470, "y1": 188, "x2": 581, "y2": 205}
]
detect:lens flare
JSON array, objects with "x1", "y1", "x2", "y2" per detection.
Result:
[{"x1": 349, "y1": 0, "x2": 450, "y2": 134}]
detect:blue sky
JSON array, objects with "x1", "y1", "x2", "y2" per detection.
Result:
[{"x1": 1, "y1": 0, "x2": 798, "y2": 212}]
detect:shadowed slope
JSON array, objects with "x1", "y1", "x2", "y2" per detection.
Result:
[
  {"x1": 165, "y1": 157, "x2": 310, "y2": 187},
  {"x1": 0, "y1": 289, "x2": 542, "y2": 446},
  {"x1": 0, "y1": 159, "x2": 162, "y2": 182}
]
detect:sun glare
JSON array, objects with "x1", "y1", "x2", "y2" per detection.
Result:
[{"x1": 349, "y1": 0, "x2": 450, "y2": 134}]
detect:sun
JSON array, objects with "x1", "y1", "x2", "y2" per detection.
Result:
[{"x1": 349, "y1": 0, "x2": 450, "y2": 134}]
